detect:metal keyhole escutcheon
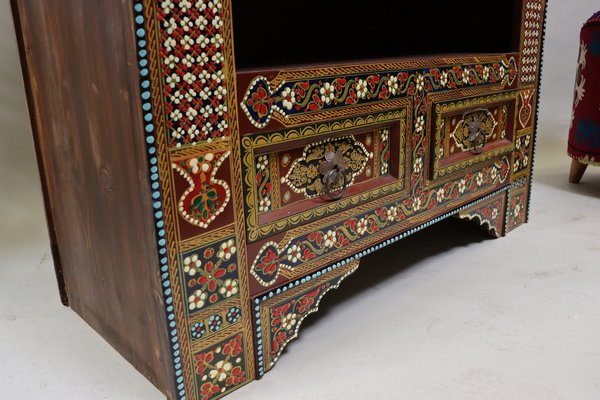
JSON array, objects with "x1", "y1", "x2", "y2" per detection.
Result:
[
  {"x1": 319, "y1": 150, "x2": 348, "y2": 201},
  {"x1": 468, "y1": 114, "x2": 487, "y2": 154}
]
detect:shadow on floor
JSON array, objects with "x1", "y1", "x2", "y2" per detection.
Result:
[{"x1": 286, "y1": 216, "x2": 494, "y2": 340}]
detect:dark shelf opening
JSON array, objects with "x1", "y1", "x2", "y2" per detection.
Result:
[{"x1": 233, "y1": 1, "x2": 522, "y2": 70}]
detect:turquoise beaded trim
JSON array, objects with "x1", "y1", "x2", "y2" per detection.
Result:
[
  {"x1": 253, "y1": 185, "x2": 510, "y2": 377},
  {"x1": 132, "y1": 2, "x2": 186, "y2": 399}
]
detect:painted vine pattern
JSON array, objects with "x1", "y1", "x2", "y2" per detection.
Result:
[
  {"x1": 241, "y1": 58, "x2": 517, "y2": 129},
  {"x1": 379, "y1": 128, "x2": 391, "y2": 175},
  {"x1": 251, "y1": 157, "x2": 511, "y2": 286},
  {"x1": 255, "y1": 155, "x2": 273, "y2": 213}
]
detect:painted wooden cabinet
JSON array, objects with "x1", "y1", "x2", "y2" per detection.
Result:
[{"x1": 11, "y1": 0, "x2": 546, "y2": 399}]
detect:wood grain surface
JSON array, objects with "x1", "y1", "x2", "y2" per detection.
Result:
[{"x1": 11, "y1": 0, "x2": 176, "y2": 397}]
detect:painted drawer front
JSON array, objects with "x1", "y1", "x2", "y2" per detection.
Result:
[
  {"x1": 246, "y1": 155, "x2": 511, "y2": 293},
  {"x1": 242, "y1": 109, "x2": 410, "y2": 243},
  {"x1": 429, "y1": 90, "x2": 518, "y2": 181},
  {"x1": 237, "y1": 54, "x2": 520, "y2": 297}
]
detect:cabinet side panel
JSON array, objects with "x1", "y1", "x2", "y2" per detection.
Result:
[
  {"x1": 12, "y1": 0, "x2": 176, "y2": 397},
  {"x1": 10, "y1": 0, "x2": 68, "y2": 306}
]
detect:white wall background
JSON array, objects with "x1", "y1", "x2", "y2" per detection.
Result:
[{"x1": 539, "y1": 1, "x2": 600, "y2": 141}]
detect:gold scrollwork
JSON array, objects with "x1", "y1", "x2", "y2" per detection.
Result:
[
  {"x1": 242, "y1": 109, "x2": 409, "y2": 242},
  {"x1": 431, "y1": 91, "x2": 518, "y2": 180},
  {"x1": 451, "y1": 109, "x2": 497, "y2": 152}
]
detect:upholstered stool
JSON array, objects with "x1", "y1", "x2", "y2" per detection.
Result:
[{"x1": 568, "y1": 11, "x2": 600, "y2": 183}]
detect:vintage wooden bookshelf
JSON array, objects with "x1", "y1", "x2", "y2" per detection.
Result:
[{"x1": 11, "y1": 0, "x2": 546, "y2": 399}]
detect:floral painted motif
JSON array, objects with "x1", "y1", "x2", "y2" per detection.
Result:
[
  {"x1": 413, "y1": 157, "x2": 423, "y2": 174},
  {"x1": 208, "y1": 315, "x2": 223, "y2": 332},
  {"x1": 284, "y1": 136, "x2": 372, "y2": 198},
  {"x1": 458, "y1": 195, "x2": 506, "y2": 237},
  {"x1": 257, "y1": 261, "x2": 359, "y2": 374},
  {"x1": 281, "y1": 87, "x2": 296, "y2": 110},
  {"x1": 194, "y1": 334, "x2": 247, "y2": 400},
  {"x1": 192, "y1": 321, "x2": 207, "y2": 340},
  {"x1": 157, "y1": 0, "x2": 231, "y2": 147},
  {"x1": 251, "y1": 157, "x2": 511, "y2": 286},
  {"x1": 270, "y1": 288, "x2": 322, "y2": 354},
  {"x1": 189, "y1": 290, "x2": 208, "y2": 311},
  {"x1": 173, "y1": 151, "x2": 231, "y2": 229},
  {"x1": 217, "y1": 239, "x2": 236, "y2": 261},
  {"x1": 241, "y1": 59, "x2": 518, "y2": 129},
  {"x1": 226, "y1": 307, "x2": 241, "y2": 324},
  {"x1": 507, "y1": 191, "x2": 528, "y2": 231},
  {"x1": 183, "y1": 237, "x2": 240, "y2": 315},
  {"x1": 513, "y1": 135, "x2": 532, "y2": 174},
  {"x1": 414, "y1": 115, "x2": 425, "y2": 133},
  {"x1": 252, "y1": 243, "x2": 280, "y2": 283}
]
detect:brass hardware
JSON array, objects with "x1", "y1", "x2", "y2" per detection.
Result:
[
  {"x1": 468, "y1": 113, "x2": 487, "y2": 154},
  {"x1": 319, "y1": 151, "x2": 348, "y2": 200}
]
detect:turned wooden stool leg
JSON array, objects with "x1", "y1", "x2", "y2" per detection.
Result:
[{"x1": 569, "y1": 159, "x2": 588, "y2": 183}]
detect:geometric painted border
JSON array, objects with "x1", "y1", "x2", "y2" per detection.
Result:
[
  {"x1": 520, "y1": 0, "x2": 545, "y2": 85},
  {"x1": 133, "y1": 2, "x2": 185, "y2": 399},
  {"x1": 526, "y1": 0, "x2": 548, "y2": 224}
]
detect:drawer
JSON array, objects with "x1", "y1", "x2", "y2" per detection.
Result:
[
  {"x1": 428, "y1": 90, "x2": 518, "y2": 182},
  {"x1": 245, "y1": 156, "x2": 510, "y2": 292},
  {"x1": 240, "y1": 57, "x2": 517, "y2": 296},
  {"x1": 241, "y1": 109, "x2": 411, "y2": 243}
]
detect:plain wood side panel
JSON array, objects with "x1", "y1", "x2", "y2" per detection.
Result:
[{"x1": 11, "y1": 0, "x2": 176, "y2": 397}]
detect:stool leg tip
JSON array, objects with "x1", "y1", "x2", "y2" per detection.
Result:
[{"x1": 569, "y1": 158, "x2": 588, "y2": 183}]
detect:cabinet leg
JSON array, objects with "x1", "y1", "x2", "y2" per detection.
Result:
[
  {"x1": 569, "y1": 159, "x2": 588, "y2": 183},
  {"x1": 253, "y1": 259, "x2": 361, "y2": 377}
]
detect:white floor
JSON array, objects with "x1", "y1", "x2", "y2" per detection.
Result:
[{"x1": 2, "y1": 2, "x2": 600, "y2": 400}]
